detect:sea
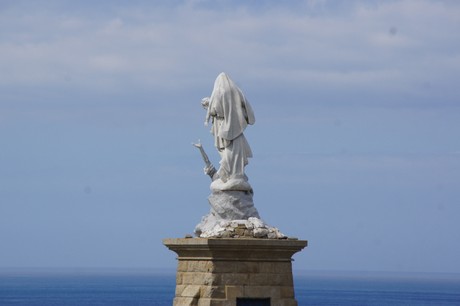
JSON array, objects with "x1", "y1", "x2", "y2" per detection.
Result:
[{"x1": 1, "y1": 269, "x2": 459, "y2": 305}]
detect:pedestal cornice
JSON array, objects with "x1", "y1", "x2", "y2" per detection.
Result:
[{"x1": 163, "y1": 238, "x2": 307, "y2": 262}]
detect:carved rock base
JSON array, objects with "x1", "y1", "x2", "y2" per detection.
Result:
[{"x1": 195, "y1": 191, "x2": 284, "y2": 238}]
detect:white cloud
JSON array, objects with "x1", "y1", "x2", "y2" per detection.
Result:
[{"x1": 0, "y1": 0, "x2": 459, "y2": 105}]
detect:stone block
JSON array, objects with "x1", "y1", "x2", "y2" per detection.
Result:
[
  {"x1": 272, "y1": 273, "x2": 294, "y2": 286},
  {"x1": 258, "y1": 262, "x2": 275, "y2": 273},
  {"x1": 219, "y1": 273, "x2": 250, "y2": 286},
  {"x1": 176, "y1": 272, "x2": 183, "y2": 285},
  {"x1": 271, "y1": 298, "x2": 298, "y2": 306},
  {"x1": 182, "y1": 285, "x2": 201, "y2": 298},
  {"x1": 200, "y1": 286, "x2": 226, "y2": 299},
  {"x1": 274, "y1": 262, "x2": 293, "y2": 274},
  {"x1": 225, "y1": 285, "x2": 244, "y2": 299},
  {"x1": 280, "y1": 286, "x2": 295, "y2": 298},
  {"x1": 247, "y1": 271, "x2": 293, "y2": 287},
  {"x1": 180, "y1": 272, "x2": 214, "y2": 286},
  {"x1": 243, "y1": 285, "x2": 278, "y2": 298},
  {"x1": 181, "y1": 272, "x2": 195, "y2": 285},
  {"x1": 202, "y1": 273, "x2": 218, "y2": 285},
  {"x1": 176, "y1": 284, "x2": 187, "y2": 296},
  {"x1": 178, "y1": 261, "x2": 188, "y2": 272},
  {"x1": 235, "y1": 261, "x2": 259, "y2": 273},
  {"x1": 174, "y1": 296, "x2": 199, "y2": 306},
  {"x1": 197, "y1": 299, "x2": 213, "y2": 306},
  {"x1": 248, "y1": 273, "x2": 272, "y2": 286},
  {"x1": 187, "y1": 261, "x2": 214, "y2": 272},
  {"x1": 197, "y1": 299, "x2": 229, "y2": 306},
  {"x1": 212, "y1": 261, "x2": 235, "y2": 273}
]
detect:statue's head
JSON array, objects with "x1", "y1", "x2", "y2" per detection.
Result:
[{"x1": 213, "y1": 72, "x2": 235, "y2": 92}]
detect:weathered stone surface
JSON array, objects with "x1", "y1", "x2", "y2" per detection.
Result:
[
  {"x1": 196, "y1": 216, "x2": 285, "y2": 239},
  {"x1": 280, "y1": 286, "x2": 295, "y2": 298},
  {"x1": 271, "y1": 299, "x2": 298, "y2": 306},
  {"x1": 176, "y1": 285, "x2": 187, "y2": 296},
  {"x1": 200, "y1": 286, "x2": 226, "y2": 299},
  {"x1": 182, "y1": 285, "x2": 201, "y2": 298},
  {"x1": 210, "y1": 191, "x2": 259, "y2": 220},
  {"x1": 243, "y1": 286, "x2": 280, "y2": 298},
  {"x1": 194, "y1": 190, "x2": 286, "y2": 239},
  {"x1": 173, "y1": 296, "x2": 199, "y2": 306},
  {"x1": 195, "y1": 190, "x2": 260, "y2": 238}
]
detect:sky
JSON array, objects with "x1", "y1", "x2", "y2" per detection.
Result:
[{"x1": 1, "y1": 0, "x2": 459, "y2": 274}]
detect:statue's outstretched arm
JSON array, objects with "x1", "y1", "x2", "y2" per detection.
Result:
[{"x1": 192, "y1": 140, "x2": 217, "y2": 179}]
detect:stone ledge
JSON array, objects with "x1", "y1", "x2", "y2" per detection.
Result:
[
  {"x1": 164, "y1": 238, "x2": 307, "y2": 247},
  {"x1": 163, "y1": 238, "x2": 307, "y2": 262}
]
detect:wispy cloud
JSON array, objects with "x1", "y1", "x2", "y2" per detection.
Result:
[{"x1": 0, "y1": 0, "x2": 459, "y2": 106}]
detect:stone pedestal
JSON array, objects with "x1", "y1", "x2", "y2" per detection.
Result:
[{"x1": 163, "y1": 238, "x2": 307, "y2": 306}]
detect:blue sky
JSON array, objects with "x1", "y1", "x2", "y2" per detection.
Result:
[{"x1": 1, "y1": 0, "x2": 459, "y2": 273}]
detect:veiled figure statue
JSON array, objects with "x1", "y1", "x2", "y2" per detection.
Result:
[
  {"x1": 193, "y1": 73, "x2": 284, "y2": 238},
  {"x1": 201, "y1": 72, "x2": 255, "y2": 192}
]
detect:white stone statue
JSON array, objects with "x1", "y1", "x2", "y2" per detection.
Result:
[
  {"x1": 193, "y1": 73, "x2": 285, "y2": 239},
  {"x1": 202, "y1": 72, "x2": 255, "y2": 192}
]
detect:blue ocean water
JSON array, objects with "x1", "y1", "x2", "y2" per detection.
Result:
[
  {"x1": 294, "y1": 271, "x2": 460, "y2": 305},
  {"x1": 0, "y1": 270, "x2": 174, "y2": 306},
  {"x1": 1, "y1": 269, "x2": 459, "y2": 305}
]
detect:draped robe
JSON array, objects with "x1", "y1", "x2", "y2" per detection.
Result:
[{"x1": 206, "y1": 73, "x2": 255, "y2": 185}]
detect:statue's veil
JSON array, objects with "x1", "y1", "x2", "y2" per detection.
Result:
[{"x1": 206, "y1": 73, "x2": 255, "y2": 141}]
